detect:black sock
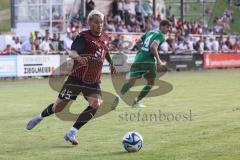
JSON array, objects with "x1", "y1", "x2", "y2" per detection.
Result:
[
  {"x1": 73, "y1": 106, "x2": 97, "y2": 130},
  {"x1": 41, "y1": 104, "x2": 54, "y2": 118}
]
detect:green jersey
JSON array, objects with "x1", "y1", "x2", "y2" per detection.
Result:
[{"x1": 134, "y1": 30, "x2": 165, "y2": 63}]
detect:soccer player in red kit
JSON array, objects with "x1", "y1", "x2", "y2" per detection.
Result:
[{"x1": 26, "y1": 10, "x2": 116, "y2": 145}]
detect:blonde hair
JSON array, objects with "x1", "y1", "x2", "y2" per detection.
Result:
[{"x1": 87, "y1": 10, "x2": 104, "y2": 23}]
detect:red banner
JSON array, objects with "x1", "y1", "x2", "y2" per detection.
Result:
[{"x1": 204, "y1": 53, "x2": 240, "y2": 68}]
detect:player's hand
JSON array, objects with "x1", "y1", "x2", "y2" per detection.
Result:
[
  {"x1": 157, "y1": 61, "x2": 168, "y2": 72},
  {"x1": 76, "y1": 56, "x2": 88, "y2": 66},
  {"x1": 110, "y1": 64, "x2": 117, "y2": 74},
  {"x1": 158, "y1": 60, "x2": 167, "y2": 66}
]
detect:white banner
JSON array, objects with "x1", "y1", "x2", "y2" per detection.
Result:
[
  {"x1": 17, "y1": 55, "x2": 60, "y2": 76},
  {"x1": 0, "y1": 56, "x2": 17, "y2": 77}
]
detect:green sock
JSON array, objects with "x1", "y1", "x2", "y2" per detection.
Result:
[
  {"x1": 120, "y1": 83, "x2": 132, "y2": 96},
  {"x1": 137, "y1": 85, "x2": 152, "y2": 102}
]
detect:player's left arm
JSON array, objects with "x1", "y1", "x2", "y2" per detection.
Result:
[{"x1": 105, "y1": 48, "x2": 117, "y2": 74}]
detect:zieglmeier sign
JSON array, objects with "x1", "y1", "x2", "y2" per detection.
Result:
[{"x1": 17, "y1": 55, "x2": 60, "y2": 76}]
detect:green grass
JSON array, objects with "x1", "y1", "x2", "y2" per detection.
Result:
[
  {"x1": 0, "y1": 0, "x2": 10, "y2": 11},
  {"x1": 0, "y1": 19, "x2": 10, "y2": 33},
  {"x1": 0, "y1": 69, "x2": 240, "y2": 160},
  {"x1": 0, "y1": 0, "x2": 10, "y2": 32}
]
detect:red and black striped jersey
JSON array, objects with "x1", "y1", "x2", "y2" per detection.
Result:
[{"x1": 70, "y1": 30, "x2": 109, "y2": 84}]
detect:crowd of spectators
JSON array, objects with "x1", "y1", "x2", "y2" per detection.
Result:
[
  {"x1": 0, "y1": 29, "x2": 76, "y2": 55},
  {"x1": 1, "y1": 0, "x2": 240, "y2": 55}
]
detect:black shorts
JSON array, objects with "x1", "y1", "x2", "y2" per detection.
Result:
[{"x1": 58, "y1": 76, "x2": 101, "y2": 101}]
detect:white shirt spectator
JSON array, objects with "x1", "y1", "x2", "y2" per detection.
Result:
[
  {"x1": 199, "y1": 42, "x2": 204, "y2": 52},
  {"x1": 63, "y1": 34, "x2": 73, "y2": 50},
  {"x1": 187, "y1": 39, "x2": 194, "y2": 51},
  {"x1": 206, "y1": 40, "x2": 213, "y2": 50},
  {"x1": 40, "y1": 39, "x2": 51, "y2": 53},
  {"x1": 113, "y1": 14, "x2": 122, "y2": 23},
  {"x1": 11, "y1": 38, "x2": 21, "y2": 53},
  {"x1": 222, "y1": 44, "x2": 229, "y2": 51},
  {"x1": 176, "y1": 41, "x2": 187, "y2": 51},
  {"x1": 214, "y1": 25, "x2": 222, "y2": 33},
  {"x1": 160, "y1": 41, "x2": 169, "y2": 53},
  {"x1": 123, "y1": 1, "x2": 131, "y2": 12},
  {"x1": 107, "y1": 22, "x2": 116, "y2": 32},
  {"x1": 118, "y1": 0, "x2": 123, "y2": 11},
  {"x1": 212, "y1": 39, "x2": 219, "y2": 52}
]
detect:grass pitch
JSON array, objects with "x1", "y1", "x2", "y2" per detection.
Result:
[{"x1": 0, "y1": 69, "x2": 240, "y2": 160}]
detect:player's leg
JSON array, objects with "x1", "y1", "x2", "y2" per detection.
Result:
[
  {"x1": 64, "y1": 84, "x2": 102, "y2": 145},
  {"x1": 26, "y1": 98, "x2": 70, "y2": 130},
  {"x1": 119, "y1": 77, "x2": 137, "y2": 96},
  {"x1": 112, "y1": 63, "x2": 143, "y2": 109},
  {"x1": 111, "y1": 77, "x2": 138, "y2": 109},
  {"x1": 133, "y1": 63, "x2": 156, "y2": 108},
  {"x1": 137, "y1": 77, "x2": 154, "y2": 102},
  {"x1": 26, "y1": 76, "x2": 81, "y2": 130}
]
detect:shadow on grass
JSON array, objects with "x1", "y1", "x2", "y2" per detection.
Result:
[{"x1": 52, "y1": 145, "x2": 77, "y2": 149}]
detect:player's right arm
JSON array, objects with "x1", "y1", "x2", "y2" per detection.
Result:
[
  {"x1": 150, "y1": 40, "x2": 166, "y2": 66},
  {"x1": 69, "y1": 50, "x2": 88, "y2": 65},
  {"x1": 69, "y1": 34, "x2": 88, "y2": 65}
]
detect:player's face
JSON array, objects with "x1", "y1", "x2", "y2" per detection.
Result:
[
  {"x1": 89, "y1": 15, "x2": 104, "y2": 36},
  {"x1": 161, "y1": 25, "x2": 170, "y2": 34}
]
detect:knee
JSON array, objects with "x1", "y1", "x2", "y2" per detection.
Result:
[
  {"x1": 128, "y1": 79, "x2": 136, "y2": 87},
  {"x1": 89, "y1": 98, "x2": 103, "y2": 108},
  {"x1": 88, "y1": 94, "x2": 103, "y2": 109},
  {"x1": 147, "y1": 80, "x2": 155, "y2": 86}
]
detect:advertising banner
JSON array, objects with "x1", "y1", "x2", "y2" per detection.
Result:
[
  {"x1": 161, "y1": 54, "x2": 204, "y2": 70},
  {"x1": 204, "y1": 53, "x2": 240, "y2": 68},
  {"x1": 17, "y1": 55, "x2": 60, "y2": 76},
  {"x1": 0, "y1": 56, "x2": 17, "y2": 77}
]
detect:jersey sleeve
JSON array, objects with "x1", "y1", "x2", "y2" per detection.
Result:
[
  {"x1": 153, "y1": 33, "x2": 165, "y2": 46},
  {"x1": 71, "y1": 34, "x2": 86, "y2": 55}
]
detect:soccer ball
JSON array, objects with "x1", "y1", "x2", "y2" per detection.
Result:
[{"x1": 122, "y1": 131, "x2": 143, "y2": 152}]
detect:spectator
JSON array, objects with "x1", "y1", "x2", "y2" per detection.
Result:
[
  {"x1": 106, "y1": 21, "x2": 116, "y2": 32},
  {"x1": 113, "y1": 13, "x2": 122, "y2": 24},
  {"x1": 118, "y1": 0, "x2": 124, "y2": 19},
  {"x1": 111, "y1": 0, "x2": 118, "y2": 17},
  {"x1": 40, "y1": 36, "x2": 52, "y2": 54},
  {"x1": 195, "y1": 37, "x2": 204, "y2": 53},
  {"x1": 2, "y1": 44, "x2": 13, "y2": 55},
  {"x1": 123, "y1": 0, "x2": 131, "y2": 25},
  {"x1": 21, "y1": 36, "x2": 35, "y2": 53},
  {"x1": 135, "y1": 0, "x2": 143, "y2": 21},
  {"x1": 86, "y1": 0, "x2": 95, "y2": 16},
  {"x1": 186, "y1": 36, "x2": 194, "y2": 51},
  {"x1": 51, "y1": 33, "x2": 59, "y2": 51},
  {"x1": 232, "y1": 40, "x2": 240, "y2": 51},
  {"x1": 160, "y1": 41, "x2": 169, "y2": 53},
  {"x1": 225, "y1": 36, "x2": 233, "y2": 49},
  {"x1": 111, "y1": 34, "x2": 123, "y2": 50},
  {"x1": 166, "y1": 6, "x2": 172, "y2": 19},
  {"x1": 212, "y1": 37, "x2": 220, "y2": 52},
  {"x1": 63, "y1": 32, "x2": 73, "y2": 51},
  {"x1": 11, "y1": 36, "x2": 22, "y2": 54}
]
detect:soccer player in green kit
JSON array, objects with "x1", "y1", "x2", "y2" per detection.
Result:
[{"x1": 115, "y1": 20, "x2": 171, "y2": 108}]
